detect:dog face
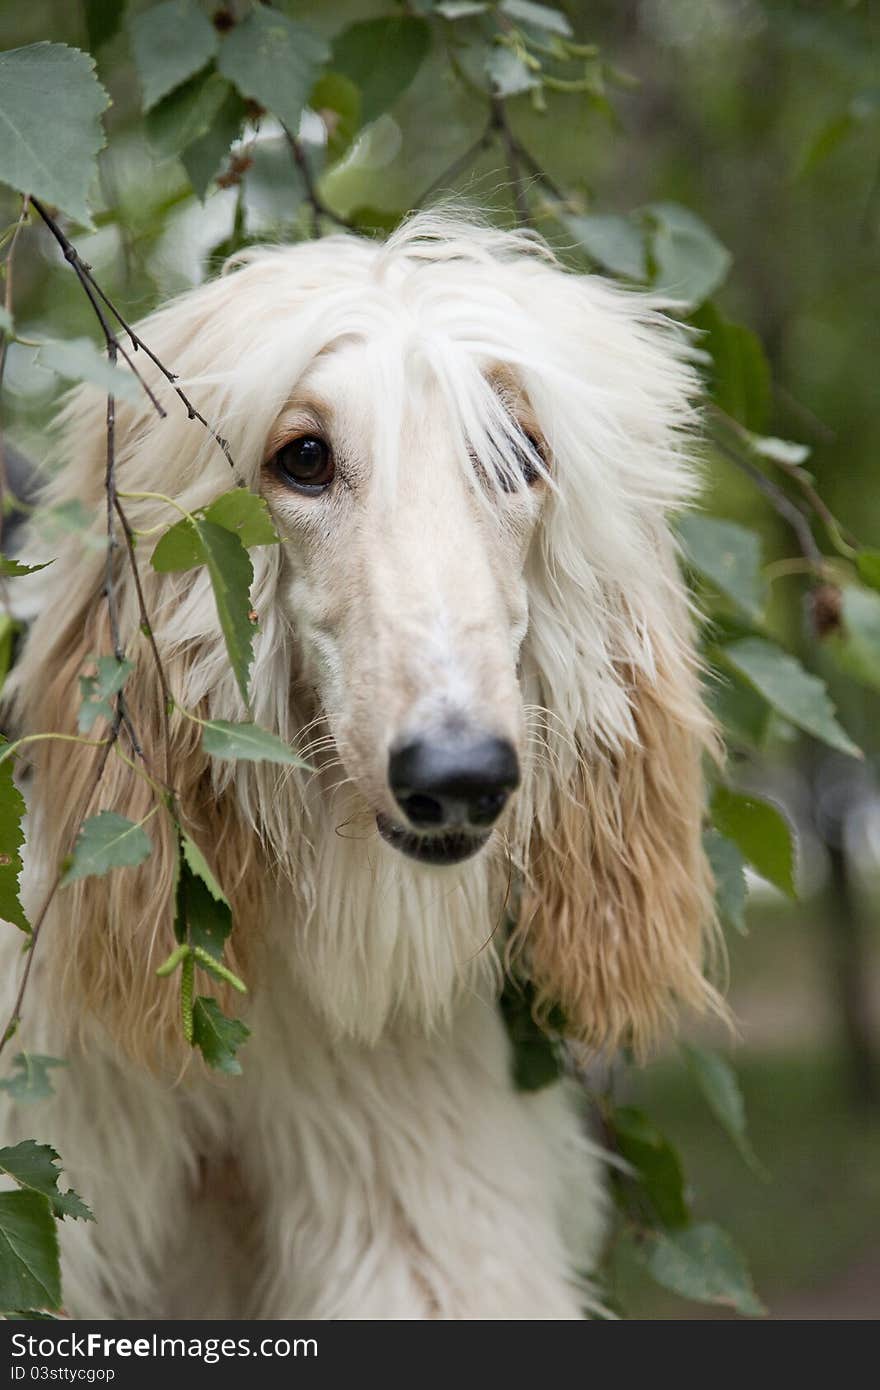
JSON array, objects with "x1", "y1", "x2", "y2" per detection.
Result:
[
  {"x1": 262, "y1": 340, "x2": 547, "y2": 867},
  {"x1": 16, "y1": 213, "x2": 724, "y2": 1059}
]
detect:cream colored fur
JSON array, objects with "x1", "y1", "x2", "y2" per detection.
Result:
[{"x1": 0, "y1": 211, "x2": 720, "y2": 1319}]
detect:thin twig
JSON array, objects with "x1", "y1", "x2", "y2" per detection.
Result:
[
  {"x1": 29, "y1": 199, "x2": 237, "y2": 473},
  {"x1": 282, "y1": 130, "x2": 355, "y2": 236},
  {"x1": 712, "y1": 405, "x2": 857, "y2": 559},
  {"x1": 113, "y1": 495, "x2": 175, "y2": 795},
  {"x1": 0, "y1": 197, "x2": 31, "y2": 565},
  {"x1": 707, "y1": 420, "x2": 824, "y2": 569},
  {"x1": 489, "y1": 98, "x2": 529, "y2": 226},
  {"x1": 415, "y1": 125, "x2": 495, "y2": 208}
]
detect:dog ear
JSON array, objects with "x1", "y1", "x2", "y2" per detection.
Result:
[
  {"x1": 8, "y1": 378, "x2": 267, "y2": 1070},
  {"x1": 512, "y1": 599, "x2": 723, "y2": 1058}
]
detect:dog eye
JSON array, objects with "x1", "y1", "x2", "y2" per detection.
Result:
[
  {"x1": 497, "y1": 433, "x2": 545, "y2": 492},
  {"x1": 272, "y1": 435, "x2": 335, "y2": 492}
]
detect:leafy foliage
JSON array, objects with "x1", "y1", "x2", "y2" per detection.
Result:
[
  {"x1": 199, "y1": 720, "x2": 309, "y2": 766},
  {"x1": 61, "y1": 811, "x2": 153, "y2": 884},
  {"x1": 0, "y1": 740, "x2": 29, "y2": 932},
  {"x1": 710, "y1": 786, "x2": 797, "y2": 898},
  {"x1": 721, "y1": 637, "x2": 861, "y2": 759},
  {"x1": 0, "y1": 44, "x2": 109, "y2": 224},
  {"x1": 0, "y1": 0, "x2": 876, "y2": 1323},
  {"x1": 191, "y1": 997, "x2": 250, "y2": 1076},
  {"x1": 0, "y1": 1054, "x2": 65, "y2": 1104},
  {"x1": 633, "y1": 1223, "x2": 764, "y2": 1318},
  {"x1": 78, "y1": 656, "x2": 133, "y2": 733},
  {"x1": 0, "y1": 1143, "x2": 91, "y2": 1315}
]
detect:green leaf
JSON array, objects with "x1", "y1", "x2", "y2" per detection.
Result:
[
  {"x1": 0, "y1": 44, "x2": 109, "y2": 226},
  {"x1": 0, "y1": 612, "x2": 15, "y2": 694},
  {"x1": 798, "y1": 93, "x2": 880, "y2": 176},
  {"x1": 500, "y1": 0, "x2": 573, "y2": 36},
  {"x1": 798, "y1": 111, "x2": 855, "y2": 177},
  {"x1": 241, "y1": 136, "x2": 308, "y2": 233},
  {"x1": 499, "y1": 979, "x2": 564, "y2": 1092},
  {"x1": 151, "y1": 490, "x2": 278, "y2": 573},
  {"x1": 151, "y1": 512, "x2": 258, "y2": 705},
  {"x1": 181, "y1": 834, "x2": 229, "y2": 907},
  {"x1": 830, "y1": 585, "x2": 880, "y2": 692},
  {"x1": 677, "y1": 515, "x2": 765, "y2": 621},
  {"x1": 710, "y1": 784, "x2": 796, "y2": 898},
  {"x1": 37, "y1": 338, "x2": 143, "y2": 403},
  {"x1": 703, "y1": 828, "x2": 747, "y2": 935},
  {"x1": 0, "y1": 612, "x2": 16, "y2": 692},
  {"x1": 635, "y1": 1222, "x2": 765, "y2": 1317},
  {"x1": 0, "y1": 555, "x2": 52, "y2": 578},
  {"x1": 645, "y1": 202, "x2": 731, "y2": 309},
  {"x1": 217, "y1": 7, "x2": 329, "y2": 135},
  {"x1": 176, "y1": 837, "x2": 231, "y2": 961},
  {"x1": 203, "y1": 490, "x2": 280, "y2": 548},
  {"x1": 707, "y1": 669, "x2": 772, "y2": 750},
  {"x1": 310, "y1": 73, "x2": 362, "y2": 165},
  {"x1": 0, "y1": 1141, "x2": 93, "y2": 1222},
  {"x1": 181, "y1": 88, "x2": 248, "y2": 200},
  {"x1": 84, "y1": 0, "x2": 123, "y2": 53},
  {"x1": 0, "y1": 1054, "x2": 65, "y2": 1105},
  {"x1": 197, "y1": 520, "x2": 256, "y2": 707},
  {"x1": 564, "y1": 212, "x2": 647, "y2": 281},
  {"x1": 681, "y1": 1044, "x2": 762, "y2": 1171},
  {"x1": 130, "y1": 0, "x2": 218, "y2": 111},
  {"x1": 486, "y1": 47, "x2": 538, "y2": 97},
  {"x1": 200, "y1": 720, "x2": 308, "y2": 767},
  {"x1": 332, "y1": 18, "x2": 431, "y2": 126},
  {"x1": 0, "y1": 306, "x2": 14, "y2": 335},
  {"x1": 150, "y1": 515, "x2": 204, "y2": 573},
  {"x1": 62, "y1": 811, "x2": 153, "y2": 885},
  {"x1": 691, "y1": 302, "x2": 771, "y2": 433},
  {"x1": 176, "y1": 865, "x2": 232, "y2": 962},
  {"x1": 613, "y1": 1107, "x2": 688, "y2": 1228},
  {"x1": 721, "y1": 636, "x2": 861, "y2": 759},
  {"x1": 856, "y1": 550, "x2": 880, "y2": 591},
  {"x1": 144, "y1": 70, "x2": 231, "y2": 159},
  {"x1": 78, "y1": 655, "x2": 132, "y2": 733},
  {"x1": 192, "y1": 997, "x2": 250, "y2": 1075},
  {"x1": 0, "y1": 739, "x2": 29, "y2": 933},
  {"x1": 0, "y1": 1191, "x2": 60, "y2": 1313}
]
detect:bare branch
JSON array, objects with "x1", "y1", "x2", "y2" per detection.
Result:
[
  {"x1": 706, "y1": 418, "x2": 824, "y2": 570},
  {"x1": 29, "y1": 199, "x2": 237, "y2": 473},
  {"x1": 282, "y1": 130, "x2": 355, "y2": 236}
]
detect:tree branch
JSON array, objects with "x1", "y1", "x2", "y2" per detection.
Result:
[
  {"x1": 282, "y1": 130, "x2": 355, "y2": 236},
  {"x1": 707, "y1": 419, "x2": 824, "y2": 569},
  {"x1": 29, "y1": 199, "x2": 237, "y2": 474}
]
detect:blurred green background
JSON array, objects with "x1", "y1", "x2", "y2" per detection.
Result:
[{"x1": 1, "y1": 0, "x2": 879, "y2": 1318}]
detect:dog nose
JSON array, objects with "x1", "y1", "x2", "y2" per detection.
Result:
[{"x1": 388, "y1": 735, "x2": 520, "y2": 832}]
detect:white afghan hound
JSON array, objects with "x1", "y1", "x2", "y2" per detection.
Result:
[{"x1": 1, "y1": 211, "x2": 720, "y2": 1319}]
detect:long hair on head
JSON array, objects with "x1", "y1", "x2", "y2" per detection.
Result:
[{"x1": 8, "y1": 207, "x2": 725, "y2": 1066}]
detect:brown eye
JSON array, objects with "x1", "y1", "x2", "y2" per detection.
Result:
[
  {"x1": 497, "y1": 432, "x2": 545, "y2": 492},
  {"x1": 273, "y1": 435, "x2": 335, "y2": 492},
  {"x1": 518, "y1": 433, "x2": 545, "y2": 487}
]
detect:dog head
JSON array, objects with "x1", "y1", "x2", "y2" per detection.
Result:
[{"x1": 15, "y1": 212, "x2": 722, "y2": 1061}]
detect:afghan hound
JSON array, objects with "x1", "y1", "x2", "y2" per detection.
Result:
[{"x1": 1, "y1": 211, "x2": 720, "y2": 1319}]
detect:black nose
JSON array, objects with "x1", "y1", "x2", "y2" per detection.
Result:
[{"x1": 388, "y1": 735, "x2": 520, "y2": 832}]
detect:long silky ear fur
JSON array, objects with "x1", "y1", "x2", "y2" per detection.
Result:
[
  {"x1": 503, "y1": 266, "x2": 730, "y2": 1058},
  {"x1": 7, "y1": 373, "x2": 273, "y2": 1072},
  {"x1": 11, "y1": 587, "x2": 268, "y2": 1070},
  {"x1": 511, "y1": 593, "x2": 725, "y2": 1059}
]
